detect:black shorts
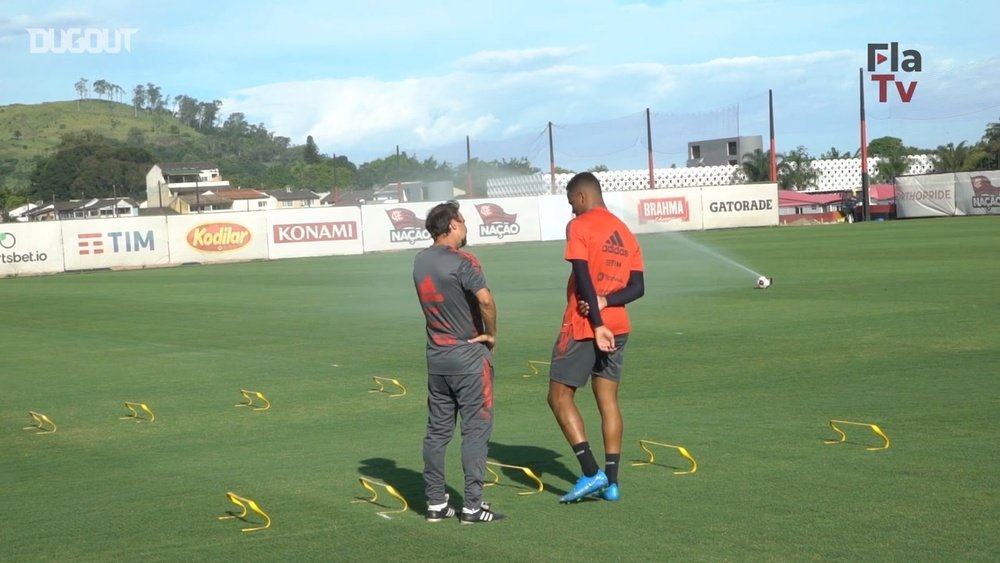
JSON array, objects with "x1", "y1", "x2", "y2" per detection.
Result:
[{"x1": 549, "y1": 331, "x2": 629, "y2": 388}]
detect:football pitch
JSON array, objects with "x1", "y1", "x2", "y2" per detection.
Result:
[{"x1": 2, "y1": 217, "x2": 997, "y2": 561}]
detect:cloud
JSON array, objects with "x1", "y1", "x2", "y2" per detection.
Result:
[
  {"x1": 0, "y1": 11, "x2": 95, "y2": 44},
  {"x1": 222, "y1": 49, "x2": 996, "y2": 169},
  {"x1": 455, "y1": 46, "x2": 588, "y2": 71}
]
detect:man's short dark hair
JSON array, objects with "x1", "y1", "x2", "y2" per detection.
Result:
[
  {"x1": 566, "y1": 171, "x2": 602, "y2": 194},
  {"x1": 425, "y1": 200, "x2": 460, "y2": 239}
]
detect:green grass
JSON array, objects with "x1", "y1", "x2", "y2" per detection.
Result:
[{"x1": 2, "y1": 217, "x2": 998, "y2": 561}]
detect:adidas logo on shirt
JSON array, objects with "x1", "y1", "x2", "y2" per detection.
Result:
[{"x1": 602, "y1": 230, "x2": 629, "y2": 257}]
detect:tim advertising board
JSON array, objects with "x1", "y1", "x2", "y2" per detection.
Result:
[
  {"x1": 895, "y1": 174, "x2": 956, "y2": 218},
  {"x1": 360, "y1": 202, "x2": 440, "y2": 252},
  {"x1": 463, "y1": 197, "x2": 542, "y2": 246},
  {"x1": 166, "y1": 213, "x2": 268, "y2": 264},
  {"x1": 701, "y1": 183, "x2": 779, "y2": 229},
  {"x1": 266, "y1": 207, "x2": 364, "y2": 259},
  {"x1": 620, "y1": 188, "x2": 704, "y2": 233},
  {"x1": 60, "y1": 217, "x2": 171, "y2": 272},
  {"x1": 0, "y1": 222, "x2": 65, "y2": 277}
]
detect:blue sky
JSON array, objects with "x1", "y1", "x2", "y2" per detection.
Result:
[{"x1": 2, "y1": 0, "x2": 998, "y2": 170}]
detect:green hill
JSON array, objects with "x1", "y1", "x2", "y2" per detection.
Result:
[{"x1": 0, "y1": 100, "x2": 204, "y2": 189}]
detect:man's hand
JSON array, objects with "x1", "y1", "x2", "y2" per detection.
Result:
[
  {"x1": 577, "y1": 295, "x2": 607, "y2": 316},
  {"x1": 594, "y1": 325, "x2": 616, "y2": 353},
  {"x1": 468, "y1": 334, "x2": 496, "y2": 352}
]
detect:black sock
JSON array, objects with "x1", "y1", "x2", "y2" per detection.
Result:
[
  {"x1": 605, "y1": 453, "x2": 621, "y2": 484},
  {"x1": 572, "y1": 441, "x2": 600, "y2": 476}
]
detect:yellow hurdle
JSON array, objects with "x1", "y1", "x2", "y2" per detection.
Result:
[
  {"x1": 218, "y1": 491, "x2": 271, "y2": 532},
  {"x1": 631, "y1": 439, "x2": 698, "y2": 474},
  {"x1": 120, "y1": 401, "x2": 155, "y2": 422},
  {"x1": 23, "y1": 411, "x2": 57, "y2": 434},
  {"x1": 235, "y1": 389, "x2": 271, "y2": 411},
  {"x1": 352, "y1": 476, "x2": 409, "y2": 519},
  {"x1": 521, "y1": 360, "x2": 550, "y2": 378},
  {"x1": 485, "y1": 460, "x2": 545, "y2": 496},
  {"x1": 824, "y1": 419, "x2": 891, "y2": 451},
  {"x1": 369, "y1": 376, "x2": 406, "y2": 398}
]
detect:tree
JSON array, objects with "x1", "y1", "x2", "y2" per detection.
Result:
[
  {"x1": 777, "y1": 146, "x2": 820, "y2": 190},
  {"x1": 820, "y1": 147, "x2": 857, "y2": 159},
  {"x1": 304, "y1": 136, "x2": 321, "y2": 164},
  {"x1": 0, "y1": 186, "x2": 25, "y2": 222},
  {"x1": 932, "y1": 141, "x2": 987, "y2": 173},
  {"x1": 741, "y1": 148, "x2": 773, "y2": 182},
  {"x1": 175, "y1": 95, "x2": 199, "y2": 128},
  {"x1": 291, "y1": 161, "x2": 333, "y2": 190},
  {"x1": 867, "y1": 136, "x2": 907, "y2": 157},
  {"x1": 588, "y1": 164, "x2": 609, "y2": 173},
  {"x1": 978, "y1": 119, "x2": 1000, "y2": 169},
  {"x1": 866, "y1": 136, "x2": 917, "y2": 182},
  {"x1": 199, "y1": 100, "x2": 222, "y2": 131},
  {"x1": 131, "y1": 84, "x2": 146, "y2": 117},
  {"x1": 28, "y1": 132, "x2": 154, "y2": 201},
  {"x1": 145, "y1": 83, "x2": 163, "y2": 113},
  {"x1": 92, "y1": 79, "x2": 109, "y2": 101},
  {"x1": 74, "y1": 78, "x2": 89, "y2": 103}
]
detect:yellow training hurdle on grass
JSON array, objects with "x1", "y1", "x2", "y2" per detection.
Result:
[
  {"x1": 369, "y1": 376, "x2": 406, "y2": 398},
  {"x1": 521, "y1": 360, "x2": 550, "y2": 378},
  {"x1": 485, "y1": 460, "x2": 545, "y2": 495},
  {"x1": 824, "y1": 419, "x2": 891, "y2": 450},
  {"x1": 218, "y1": 491, "x2": 271, "y2": 532},
  {"x1": 235, "y1": 389, "x2": 271, "y2": 411},
  {"x1": 23, "y1": 411, "x2": 57, "y2": 434},
  {"x1": 352, "y1": 476, "x2": 409, "y2": 519},
  {"x1": 120, "y1": 401, "x2": 155, "y2": 422},
  {"x1": 631, "y1": 439, "x2": 698, "y2": 474}
]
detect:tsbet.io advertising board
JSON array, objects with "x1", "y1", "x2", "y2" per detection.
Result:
[{"x1": 0, "y1": 222, "x2": 65, "y2": 277}]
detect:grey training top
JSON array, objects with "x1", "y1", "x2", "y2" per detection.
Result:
[{"x1": 412, "y1": 244, "x2": 491, "y2": 375}]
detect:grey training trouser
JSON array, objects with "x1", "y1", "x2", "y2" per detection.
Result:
[{"x1": 423, "y1": 362, "x2": 494, "y2": 509}]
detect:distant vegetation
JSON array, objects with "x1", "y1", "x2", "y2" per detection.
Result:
[{"x1": 1, "y1": 78, "x2": 999, "y2": 218}]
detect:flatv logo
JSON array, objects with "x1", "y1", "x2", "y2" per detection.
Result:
[{"x1": 867, "y1": 42, "x2": 922, "y2": 103}]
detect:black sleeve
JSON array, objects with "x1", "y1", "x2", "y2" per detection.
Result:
[
  {"x1": 605, "y1": 270, "x2": 645, "y2": 307},
  {"x1": 570, "y1": 259, "x2": 604, "y2": 328}
]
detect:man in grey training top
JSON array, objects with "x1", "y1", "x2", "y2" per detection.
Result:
[{"x1": 413, "y1": 200, "x2": 504, "y2": 524}]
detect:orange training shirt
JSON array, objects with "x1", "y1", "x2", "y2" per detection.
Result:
[{"x1": 562, "y1": 207, "x2": 644, "y2": 338}]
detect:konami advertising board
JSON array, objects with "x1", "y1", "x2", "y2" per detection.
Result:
[
  {"x1": 166, "y1": 213, "x2": 269, "y2": 264},
  {"x1": 266, "y1": 207, "x2": 364, "y2": 259}
]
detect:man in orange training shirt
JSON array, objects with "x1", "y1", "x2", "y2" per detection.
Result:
[{"x1": 548, "y1": 172, "x2": 645, "y2": 504}]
